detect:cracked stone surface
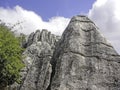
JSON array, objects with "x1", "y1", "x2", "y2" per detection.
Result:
[
  {"x1": 8, "y1": 29, "x2": 60, "y2": 90},
  {"x1": 8, "y1": 15, "x2": 120, "y2": 90},
  {"x1": 19, "y1": 30, "x2": 59, "y2": 90},
  {"x1": 50, "y1": 15, "x2": 120, "y2": 90}
]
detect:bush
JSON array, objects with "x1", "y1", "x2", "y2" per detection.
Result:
[{"x1": 0, "y1": 23, "x2": 24, "y2": 87}]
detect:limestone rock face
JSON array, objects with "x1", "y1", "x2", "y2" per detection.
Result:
[
  {"x1": 50, "y1": 15, "x2": 120, "y2": 90},
  {"x1": 8, "y1": 15, "x2": 120, "y2": 90},
  {"x1": 12, "y1": 29, "x2": 60, "y2": 90},
  {"x1": 26, "y1": 29, "x2": 60, "y2": 48}
]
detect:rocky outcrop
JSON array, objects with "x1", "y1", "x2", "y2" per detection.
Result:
[
  {"x1": 26, "y1": 29, "x2": 60, "y2": 48},
  {"x1": 8, "y1": 29, "x2": 60, "y2": 90},
  {"x1": 19, "y1": 29, "x2": 60, "y2": 90},
  {"x1": 9, "y1": 15, "x2": 120, "y2": 90},
  {"x1": 50, "y1": 15, "x2": 120, "y2": 90}
]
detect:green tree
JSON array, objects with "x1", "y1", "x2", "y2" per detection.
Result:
[{"x1": 0, "y1": 23, "x2": 24, "y2": 87}]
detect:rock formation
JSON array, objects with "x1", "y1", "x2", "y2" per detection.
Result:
[
  {"x1": 50, "y1": 15, "x2": 120, "y2": 90},
  {"x1": 19, "y1": 29, "x2": 60, "y2": 90},
  {"x1": 9, "y1": 29, "x2": 60, "y2": 90},
  {"x1": 8, "y1": 15, "x2": 120, "y2": 90}
]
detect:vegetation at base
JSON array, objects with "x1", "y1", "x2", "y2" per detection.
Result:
[{"x1": 0, "y1": 23, "x2": 24, "y2": 87}]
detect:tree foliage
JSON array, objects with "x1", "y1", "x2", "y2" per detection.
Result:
[{"x1": 0, "y1": 23, "x2": 24, "y2": 87}]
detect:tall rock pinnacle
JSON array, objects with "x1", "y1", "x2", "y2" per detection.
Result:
[
  {"x1": 50, "y1": 15, "x2": 120, "y2": 90},
  {"x1": 7, "y1": 15, "x2": 120, "y2": 90}
]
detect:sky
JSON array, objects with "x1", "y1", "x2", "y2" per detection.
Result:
[
  {"x1": 0, "y1": 0, "x2": 95, "y2": 21},
  {"x1": 0, "y1": 0, "x2": 120, "y2": 54}
]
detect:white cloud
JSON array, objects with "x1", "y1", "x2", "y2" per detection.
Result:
[
  {"x1": 88, "y1": 0, "x2": 120, "y2": 54},
  {"x1": 0, "y1": 5, "x2": 70, "y2": 35},
  {"x1": 0, "y1": 4, "x2": 120, "y2": 54}
]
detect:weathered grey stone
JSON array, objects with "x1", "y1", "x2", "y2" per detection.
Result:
[
  {"x1": 19, "y1": 42, "x2": 52, "y2": 90},
  {"x1": 27, "y1": 32, "x2": 35, "y2": 47},
  {"x1": 39, "y1": 29, "x2": 60, "y2": 49},
  {"x1": 50, "y1": 15, "x2": 120, "y2": 90},
  {"x1": 18, "y1": 28, "x2": 61, "y2": 90},
  {"x1": 33, "y1": 30, "x2": 41, "y2": 43},
  {"x1": 8, "y1": 29, "x2": 60, "y2": 90},
  {"x1": 26, "y1": 29, "x2": 60, "y2": 48},
  {"x1": 7, "y1": 15, "x2": 120, "y2": 90}
]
